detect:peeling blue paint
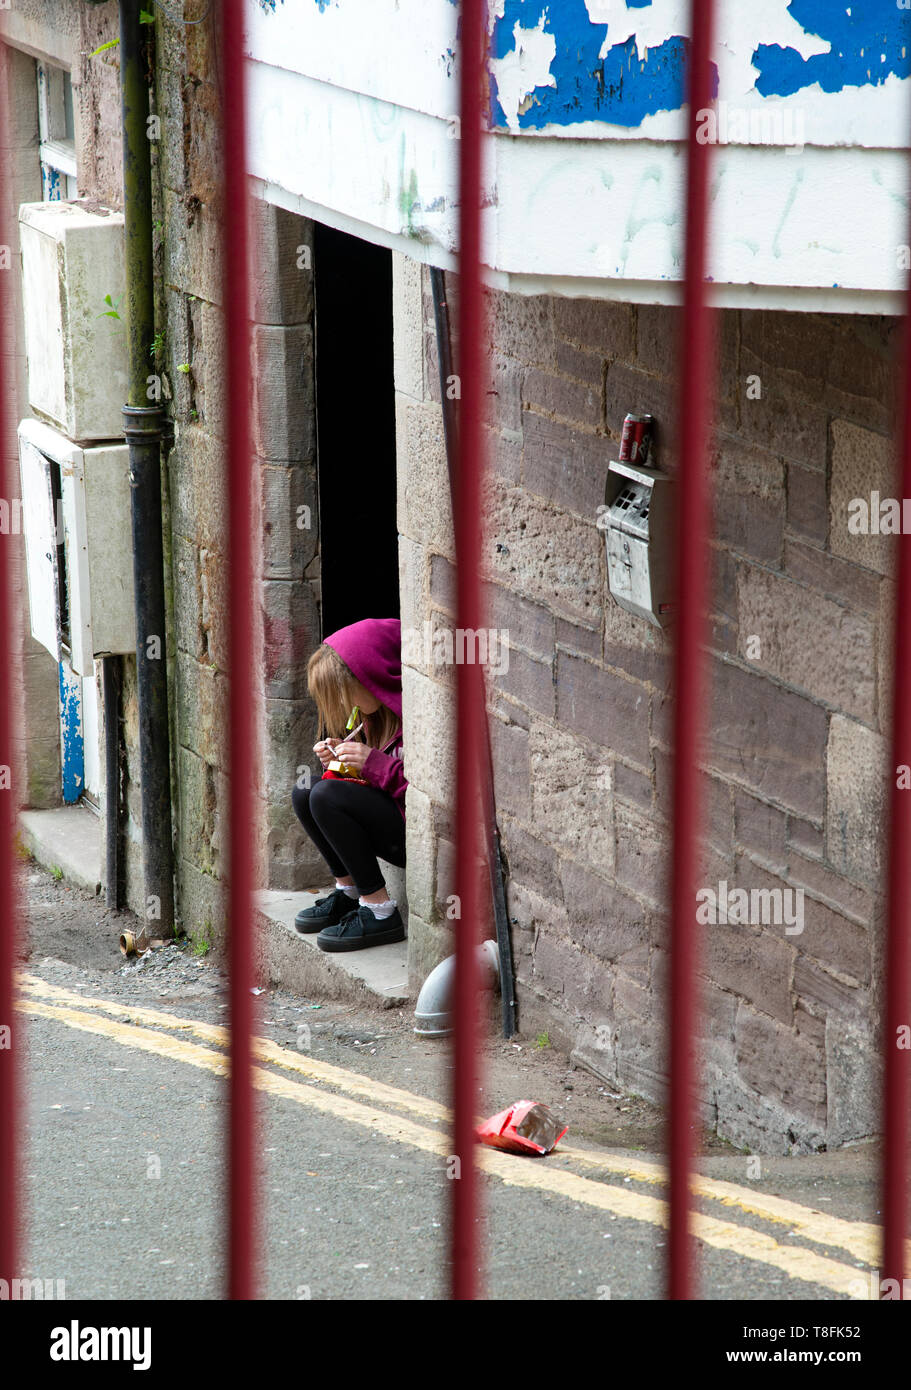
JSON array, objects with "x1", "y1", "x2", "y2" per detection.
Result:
[
  {"x1": 59, "y1": 661, "x2": 84, "y2": 805},
  {"x1": 491, "y1": 0, "x2": 714, "y2": 131},
  {"x1": 41, "y1": 164, "x2": 62, "y2": 201},
  {"x1": 491, "y1": 0, "x2": 910, "y2": 131},
  {"x1": 753, "y1": 0, "x2": 911, "y2": 97},
  {"x1": 258, "y1": 0, "x2": 335, "y2": 11}
]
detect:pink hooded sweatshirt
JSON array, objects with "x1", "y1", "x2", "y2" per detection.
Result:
[{"x1": 323, "y1": 618, "x2": 408, "y2": 820}]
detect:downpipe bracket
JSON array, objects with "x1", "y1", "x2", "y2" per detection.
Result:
[{"x1": 122, "y1": 403, "x2": 167, "y2": 441}]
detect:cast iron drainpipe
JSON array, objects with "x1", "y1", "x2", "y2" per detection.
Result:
[
  {"x1": 430, "y1": 265, "x2": 517, "y2": 1038},
  {"x1": 119, "y1": 0, "x2": 175, "y2": 933},
  {"x1": 101, "y1": 656, "x2": 122, "y2": 908}
]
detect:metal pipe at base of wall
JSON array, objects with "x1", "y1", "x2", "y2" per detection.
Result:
[
  {"x1": 429, "y1": 266, "x2": 518, "y2": 1040},
  {"x1": 101, "y1": 656, "x2": 122, "y2": 911},
  {"x1": 414, "y1": 940, "x2": 501, "y2": 1038},
  {"x1": 119, "y1": 0, "x2": 175, "y2": 935},
  {"x1": 122, "y1": 405, "x2": 175, "y2": 934}
]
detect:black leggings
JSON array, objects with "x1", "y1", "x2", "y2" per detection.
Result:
[{"x1": 291, "y1": 775, "x2": 406, "y2": 897}]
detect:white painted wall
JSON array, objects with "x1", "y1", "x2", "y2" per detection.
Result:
[{"x1": 245, "y1": 0, "x2": 911, "y2": 311}]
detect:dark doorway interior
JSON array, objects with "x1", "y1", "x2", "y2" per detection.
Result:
[{"x1": 314, "y1": 222, "x2": 400, "y2": 637}]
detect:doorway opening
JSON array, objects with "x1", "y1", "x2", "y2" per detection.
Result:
[{"x1": 313, "y1": 222, "x2": 399, "y2": 636}]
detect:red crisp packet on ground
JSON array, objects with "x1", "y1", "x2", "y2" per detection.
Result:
[{"x1": 476, "y1": 1101, "x2": 567, "y2": 1155}]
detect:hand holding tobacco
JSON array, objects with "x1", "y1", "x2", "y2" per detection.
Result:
[
  {"x1": 313, "y1": 738, "x2": 340, "y2": 769},
  {"x1": 330, "y1": 740, "x2": 370, "y2": 771}
]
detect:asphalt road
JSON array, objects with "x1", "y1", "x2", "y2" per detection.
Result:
[
  {"x1": 11, "y1": 866, "x2": 890, "y2": 1303},
  {"x1": 16, "y1": 965, "x2": 883, "y2": 1303}
]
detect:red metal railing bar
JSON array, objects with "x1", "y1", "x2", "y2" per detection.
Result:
[
  {"x1": 0, "y1": 56, "x2": 20, "y2": 1287},
  {"x1": 222, "y1": 0, "x2": 258, "y2": 1300},
  {"x1": 451, "y1": 0, "x2": 488, "y2": 1301},
  {"x1": 881, "y1": 190, "x2": 911, "y2": 1295},
  {"x1": 668, "y1": 0, "x2": 717, "y2": 1302}
]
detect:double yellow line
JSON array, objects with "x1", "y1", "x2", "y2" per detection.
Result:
[{"x1": 17, "y1": 972, "x2": 882, "y2": 1297}]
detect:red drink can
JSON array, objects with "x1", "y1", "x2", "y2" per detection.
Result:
[{"x1": 619, "y1": 413, "x2": 652, "y2": 464}]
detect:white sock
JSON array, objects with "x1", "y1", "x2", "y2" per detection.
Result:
[
  {"x1": 361, "y1": 896, "x2": 397, "y2": 920},
  {"x1": 336, "y1": 880, "x2": 359, "y2": 899}
]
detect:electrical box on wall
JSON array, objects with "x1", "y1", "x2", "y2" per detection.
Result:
[
  {"x1": 604, "y1": 459, "x2": 675, "y2": 628},
  {"x1": 19, "y1": 200, "x2": 128, "y2": 443},
  {"x1": 18, "y1": 418, "x2": 136, "y2": 675}
]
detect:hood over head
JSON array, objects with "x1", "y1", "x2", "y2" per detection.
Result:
[{"x1": 323, "y1": 618, "x2": 402, "y2": 719}]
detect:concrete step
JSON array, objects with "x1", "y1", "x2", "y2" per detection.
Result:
[
  {"x1": 19, "y1": 806, "x2": 103, "y2": 895},
  {"x1": 255, "y1": 887, "x2": 410, "y2": 1009}
]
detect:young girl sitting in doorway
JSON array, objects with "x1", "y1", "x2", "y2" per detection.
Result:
[{"x1": 291, "y1": 617, "x2": 407, "y2": 952}]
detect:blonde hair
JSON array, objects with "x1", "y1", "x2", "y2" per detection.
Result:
[{"x1": 307, "y1": 643, "x2": 401, "y2": 752}]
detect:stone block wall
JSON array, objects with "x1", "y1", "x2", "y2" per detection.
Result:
[
  {"x1": 32, "y1": 13, "x2": 326, "y2": 935},
  {"x1": 151, "y1": 20, "x2": 324, "y2": 936},
  {"x1": 394, "y1": 250, "x2": 897, "y2": 1155}
]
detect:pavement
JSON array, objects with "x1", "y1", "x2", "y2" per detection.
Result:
[
  {"x1": 19, "y1": 807, "x2": 104, "y2": 896},
  {"x1": 11, "y1": 859, "x2": 898, "y2": 1303},
  {"x1": 19, "y1": 805, "x2": 411, "y2": 1009}
]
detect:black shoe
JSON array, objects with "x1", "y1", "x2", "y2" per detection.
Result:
[
  {"x1": 294, "y1": 887, "x2": 357, "y2": 935},
  {"x1": 316, "y1": 904, "x2": 405, "y2": 953}
]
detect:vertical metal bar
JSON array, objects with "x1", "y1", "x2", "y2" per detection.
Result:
[
  {"x1": 451, "y1": 0, "x2": 488, "y2": 1301},
  {"x1": 668, "y1": 0, "x2": 717, "y2": 1302},
  {"x1": 221, "y1": 0, "x2": 258, "y2": 1300},
  {"x1": 881, "y1": 212, "x2": 911, "y2": 1299},
  {"x1": 0, "y1": 35, "x2": 21, "y2": 1288}
]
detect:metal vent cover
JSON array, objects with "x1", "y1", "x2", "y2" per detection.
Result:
[{"x1": 609, "y1": 480, "x2": 651, "y2": 539}]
